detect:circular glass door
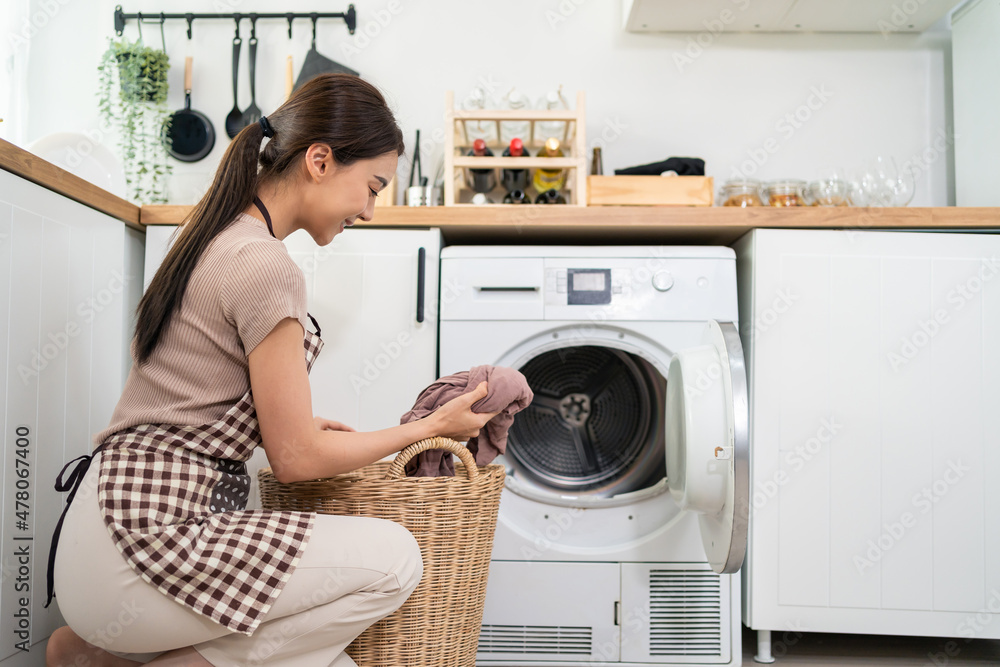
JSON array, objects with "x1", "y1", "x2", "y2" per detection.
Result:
[{"x1": 508, "y1": 345, "x2": 666, "y2": 497}]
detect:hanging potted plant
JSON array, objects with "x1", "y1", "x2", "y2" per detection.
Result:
[{"x1": 97, "y1": 37, "x2": 172, "y2": 204}]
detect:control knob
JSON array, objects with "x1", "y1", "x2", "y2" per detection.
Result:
[{"x1": 652, "y1": 271, "x2": 674, "y2": 292}]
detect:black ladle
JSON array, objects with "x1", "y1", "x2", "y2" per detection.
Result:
[
  {"x1": 224, "y1": 21, "x2": 243, "y2": 139},
  {"x1": 242, "y1": 17, "x2": 262, "y2": 128}
]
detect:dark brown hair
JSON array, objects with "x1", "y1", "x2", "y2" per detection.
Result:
[{"x1": 134, "y1": 74, "x2": 405, "y2": 364}]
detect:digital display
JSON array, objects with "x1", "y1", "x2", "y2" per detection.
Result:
[
  {"x1": 567, "y1": 268, "x2": 612, "y2": 305},
  {"x1": 572, "y1": 272, "x2": 606, "y2": 292}
]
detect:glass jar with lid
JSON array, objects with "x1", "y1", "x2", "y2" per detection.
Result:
[
  {"x1": 718, "y1": 179, "x2": 763, "y2": 207},
  {"x1": 762, "y1": 179, "x2": 807, "y2": 207}
]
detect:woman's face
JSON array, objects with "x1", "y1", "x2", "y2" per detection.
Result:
[{"x1": 300, "y1": 147, "x2": 398, "y2": 246}]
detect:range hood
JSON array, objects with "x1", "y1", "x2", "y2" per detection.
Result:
[{"x1": 622, "y1": 0, "x2": 961, "y2": 33}]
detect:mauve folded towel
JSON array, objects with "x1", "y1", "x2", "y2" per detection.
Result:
[{"x1": 400, "y1": 365, "x2": 533, "y2": 477}]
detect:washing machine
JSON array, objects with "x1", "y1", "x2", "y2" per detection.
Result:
[{"x1": 439, "y1": 246, "x2": 749, "y2": 666}]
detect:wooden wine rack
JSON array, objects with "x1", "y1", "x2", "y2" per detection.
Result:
[{"x1": 443, "y1": 90, "x2": 587, "y2": 207}]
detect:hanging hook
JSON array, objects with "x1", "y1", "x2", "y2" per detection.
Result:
[
  {"x1": 310, "y1": 13, "x2": 318, "y2": 49},
  {"x1": 114, "y1": 5, "x2": 126, "y2": 36},
  {"x1": 233, "y1": 13, "x2": 242, "y2": 39},
  {"x1": 159, "y1": 13, "x2": 166, "y2": 52},
  {"x1": 286, "y1": 13, "x2": 294, "y2": 39},
  {"x1": 185, "y1": 13, "x2": 193, "y2": 40},
  {"x1": 136, "y1": 12, "x2": 143, "y2": 42},
  {"x1": 249, "y1": 13, "x2": 258, "y2": 41},
  {"x1": 345, "y1": 4, "x2": 357, "y2": 35}
]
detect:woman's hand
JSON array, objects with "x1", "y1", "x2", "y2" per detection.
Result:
[
  {"x1": 427, "y1": 381, "x2": 501, "y2": 441},
  {"x1": 313, "y1": 417, "x2": 356, "y2": 432}
]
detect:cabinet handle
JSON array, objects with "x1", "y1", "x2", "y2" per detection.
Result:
[{"x1": 416, "y1": 247, "x2": 426, "y2": 323}]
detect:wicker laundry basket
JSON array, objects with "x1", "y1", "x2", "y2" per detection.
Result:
[{"x1": 258, "y1": 437, "x2": 506, "y2": 666}]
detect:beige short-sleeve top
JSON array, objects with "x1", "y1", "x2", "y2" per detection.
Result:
[{"x1": 94, "y1": 213, "x2": 308, "y2": 446}]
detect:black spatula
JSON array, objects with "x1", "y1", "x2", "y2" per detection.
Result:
[{"x1": 294, "y1": 14, "x2": 358, "y2": 91}]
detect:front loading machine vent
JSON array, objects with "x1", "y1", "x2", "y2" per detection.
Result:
[
  {"x1": 478, "y1": 624, "x2": 593, "y2": 656},
  {"x1": 648, "y1": 569, "x2": 724, "y2": 657}
]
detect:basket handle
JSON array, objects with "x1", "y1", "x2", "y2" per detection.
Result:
[{"x1": 385, "y1": 437, "x2": 479, "y2": 480}]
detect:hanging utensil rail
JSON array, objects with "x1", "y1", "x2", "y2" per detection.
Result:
[{"x1": 113, "y1": 5, "x2": 357, "y2": 38}]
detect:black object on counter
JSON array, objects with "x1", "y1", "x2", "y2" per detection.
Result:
[
  {"x1": 163, "y1": 56, "x2": 215, "y2": 162},
  {"x1": 535, "y1": 189, "x2": 567, "y2": 204},
  {"x1": 615, "y1": 157, "x2": 705, "y2": 176}
]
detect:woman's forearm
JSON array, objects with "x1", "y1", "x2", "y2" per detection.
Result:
[{"x1": 268, "y1": 418, "x2": 437, "y2": 482}]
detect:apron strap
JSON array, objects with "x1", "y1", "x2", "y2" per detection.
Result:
[
  {"x1": 253, "y1": 195, "x2": 276, "y2": 239},
  {"x1": 45, "y1": 444, "x2": 106, "y2": 608},
  {"x1": 307, "y1": 312, "x2": 322, "y2": 338}
]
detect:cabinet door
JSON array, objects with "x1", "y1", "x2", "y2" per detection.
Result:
[
  {"x1": 0, "y1": 169, "x2": 141, "y2": 659},
  {"x1": 737, "y1": 228, "x2": 1000, "y2": 638}
]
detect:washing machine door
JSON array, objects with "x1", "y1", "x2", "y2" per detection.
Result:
[{"x1": 664, "y1": 320, "x2": 749, "y2": 574}]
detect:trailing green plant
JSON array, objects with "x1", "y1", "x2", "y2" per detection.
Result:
[{"x1": 98, "y1": 38, "x2": 172, "y2": 204}]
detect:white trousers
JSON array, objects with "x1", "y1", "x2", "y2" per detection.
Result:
[{"x1": 53, "y1": 452, "x2": 422, "y2": 666}]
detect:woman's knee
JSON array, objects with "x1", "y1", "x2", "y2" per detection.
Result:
[{"x1": 380, "y1": 520, "x2": 423, "y2": 598}]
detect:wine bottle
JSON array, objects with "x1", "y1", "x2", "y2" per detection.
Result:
[
  {"x1": 501, "y1": 138, "x2": 530, "y2": 194},
  {"x1": 500, "y1": 89, "x2": 532, "y2": 145},
  {"x1": 503, "y1": 189, "x2": 530, "y2": 204},
  {"x1": 532, "y1": 137, "x2": 566, "y2": 193},
  {"x1": 465, "y1": 138, "x2": 497, "y2": 194},
  {"x1": 535, "y1": 189, "x2": 567, "y2": 205},
  {"x1": 536, "y1": 87, "x2": 568, "y2": 143}
]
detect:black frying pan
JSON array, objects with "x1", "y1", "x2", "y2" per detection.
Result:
[{"x1": 163, "y1": 56, "x2": 215, "y2": 162}]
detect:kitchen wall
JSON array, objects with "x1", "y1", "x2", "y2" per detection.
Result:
[{"x1": 14, "y1": 0, "x2": 954, "y2": 206}]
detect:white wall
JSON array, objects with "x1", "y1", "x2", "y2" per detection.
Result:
[{"x1": 16, "y1": 0, "x2": 954, "y2": 206}]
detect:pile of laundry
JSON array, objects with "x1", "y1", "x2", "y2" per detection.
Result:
[{"x1": 400, "y1": 365, "x2": 533, "y2": 477}]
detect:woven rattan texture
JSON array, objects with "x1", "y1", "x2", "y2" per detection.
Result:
[{"x1": 259, "y1": 437, "x2": 506, "y2": 666}]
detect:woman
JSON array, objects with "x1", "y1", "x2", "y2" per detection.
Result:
[{"x1": 46, "y1": 74, "x2": 496, "y2": 666}]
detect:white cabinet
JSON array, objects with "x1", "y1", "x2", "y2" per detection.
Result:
[
  {"x1": 623, "y1": 0, "x2": 960, "y2": 32},
  {"x1": 953, "y1": 0, "x2": 1000, "y2": 206},
  {"x1": 0, "y1": 169, "x2": 143, "y2": 661},
  {"x1": 144, "y1": 225, "x2": 442, "y2": 508},
  {"x1": 734, "y1": 229, "x2": 1000, "y2": 650}
]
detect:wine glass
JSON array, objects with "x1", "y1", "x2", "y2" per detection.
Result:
[{"x1": 888, "y1": 157, "x2": 915, "y2": 206}]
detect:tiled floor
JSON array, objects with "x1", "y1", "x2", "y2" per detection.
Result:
[{"x1": 741, "y1": 625, "x2": 1000, "y2": 665}]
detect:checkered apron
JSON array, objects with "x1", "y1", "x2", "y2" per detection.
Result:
[{"x1": 93, "y1": 323, "x2": 322, "y2": 635}]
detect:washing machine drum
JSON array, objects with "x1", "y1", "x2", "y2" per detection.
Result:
[{"x1": 508, "y1": 345, "x2": 666, "y2": 497}]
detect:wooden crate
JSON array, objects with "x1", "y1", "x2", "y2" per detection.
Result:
[
  {"x1": 587, "y1": 175, "x2": 714, "y2": 206},
  {"x1": 444, "y1": 90, "x2": 588, "y2": 207}
]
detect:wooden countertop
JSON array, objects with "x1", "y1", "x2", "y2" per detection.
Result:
[
  {"x1": 5, "y1": 138, "x2": 999, "y2": 243},
  {"x1": 142, "y1": 203, "x2": 1000, "y2": 245},
  {"x1": 0, "y1": 138, "x2": 141, "y2": 230}
]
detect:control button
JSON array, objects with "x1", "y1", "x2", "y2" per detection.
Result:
[
  {"x1": 652, "y1": 271, "x2": 674, "y2": 292},
  {"x1": 697, "y1": 277, "x2": 709, "y2": 288},
  {"x1": 612, "y1": 283, "x2": 623, "y2": 295},
  {"x1": 557, "y1": 282, "x2": 567, "y2": 294}
]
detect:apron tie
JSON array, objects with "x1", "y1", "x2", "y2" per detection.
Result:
[{"x1": 45, "y1": 446, "x2": 104, "y2": 608}]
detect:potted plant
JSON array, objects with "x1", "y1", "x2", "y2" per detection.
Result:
[{"x1": 97, "y1": 38, "x2": 172, "y2": 204}]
